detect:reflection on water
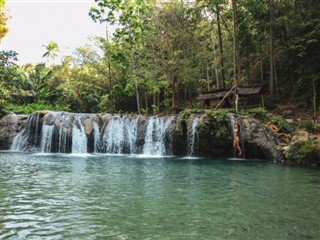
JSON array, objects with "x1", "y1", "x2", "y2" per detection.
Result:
[{"x1": 1, "y1": 152, "x2": 320, "y2": 239}]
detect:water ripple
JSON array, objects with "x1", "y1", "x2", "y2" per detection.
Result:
[{"x1": 1, "y1": 153, "x2": 320, "y2": 239}]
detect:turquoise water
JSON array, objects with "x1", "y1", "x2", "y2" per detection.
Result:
[{"x1": 0, "y1": 152, "x2": 320, "y2": 239}]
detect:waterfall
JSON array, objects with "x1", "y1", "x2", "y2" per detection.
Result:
[
  {"x1": 5, "y1": 110, "x2": 284, "y2": 160},
  {"x1": 187, "y1": 116, "x2": 199, "y2": 156},
  {"x1": 10, "y1": 112, "x2": 175, "y2": 156},
  {"x1": 93, "y1": 121, "x2": 100, "y2": 153},
  {"x1": 127, "y1": 116, "x2": 140, "y2": 154},
  {"x1": 72, "y1": 117, "x2": 88, "y2": 153},
  {"x1": 40, "y1": 125, "x2": 54, "y2": 152},
  {"x1": 100, "y1": 115, "x2": 139, "y2": 154},
  {"x1": 11, "y1": 112, "x2": 42, "y2": 151},
  {"x1": 142, "y1": 116, "x2": 173, "y2": 156}
]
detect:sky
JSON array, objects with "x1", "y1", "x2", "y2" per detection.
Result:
[{"x1": 2, "y1": 0, "x2": 107, "y2": 64}]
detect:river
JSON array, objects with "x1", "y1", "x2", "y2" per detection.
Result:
[{"x1": 0, "y1": 152, "x2": 319, "y2": 239}]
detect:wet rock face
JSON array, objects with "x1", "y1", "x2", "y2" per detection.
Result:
[
  {"x1": 0, "y1": 114, "x2": 27, "y2": 150},
  {"x1": 196, "y1": 114, "x2": 233, "y2": 157},
  {"x1": 238, "y1": 116, "x2": 282, "y2": 161},
  {"x1": 0, "y1": 111, "x2": 283, "y2": 161}
]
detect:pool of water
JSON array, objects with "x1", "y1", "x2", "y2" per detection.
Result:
[{"x1": 0, "y1": 152, "x2": 320, "y2": 239}]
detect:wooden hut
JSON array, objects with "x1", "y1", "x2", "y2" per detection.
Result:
[{"x1": 197, "y1": 86, "x2": 265, "y2": 109}]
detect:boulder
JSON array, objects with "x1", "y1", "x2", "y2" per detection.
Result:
[
  {"x1": 238, "y1": 116, "x2": 282, "y2": 161},
  {"x1": 0, "y1": 113, "x2": 27, "y2": 150},
  {"x1": 291, "y1": 130, "x2": 309, "y2": 143}
]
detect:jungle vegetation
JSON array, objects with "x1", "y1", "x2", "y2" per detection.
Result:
[{"x1": 0, "y1": 0, "x2": 319, "y2": 117}]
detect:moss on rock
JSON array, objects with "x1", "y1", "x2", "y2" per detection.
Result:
[{"x1": 286, "y1": 140, "x2": 320, "y2": 166}]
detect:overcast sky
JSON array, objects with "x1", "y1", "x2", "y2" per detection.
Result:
[{"x1": 2, "y1": 0, "x2": 106, "y2": 64}]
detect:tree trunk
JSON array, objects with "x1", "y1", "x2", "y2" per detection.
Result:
[
  {"x1": 313, "y1": 79, "x2": 317, "y2": 117},
  {"x1": 106, "y1": 22, "x2": 112, "y2": 89},
  {"x1": 135, "y1": 80, "x2": 141, "y2": 114},
  {"x1": 281, "y1": 23, "x2": 295, "y2": 95},
  {"x1": 232, "y1": 0, "x2": 239, "y2": 112},
  {"x1": 259, "y1": 41, "x2": 264, "y2": 84},
  {"x1": 232, "y1": 0, "x2": 240, "y2": 84},
  {"x1": 129, "y1": 26, "x2": 141, "y2": 114},
  {"x1": 273, "y1": 55, "x2": 278, "y2": 90},
  {"x1": 211, "y1": 30, "x2": 220, "y2": 89},
  {"x1": 145, "y1": 93, "x2": 148, "y2": 112},
  {"x1": 171, "y1": 76, "x2": 179, "y2": 114},
  {"x1": 153, "y1": 93, "x2": 156, "y2": 106},
  {"x1": 269, "y1": 0, "x2": 275, "y2": 97},
  {"x1": 216, "y1": 3, "x2": 226, "y2": 89},
  {"x1": 206, "y1": 61, "x2": 210, "y2": 91}
]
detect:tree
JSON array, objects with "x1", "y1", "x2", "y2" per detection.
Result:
[
  {"x1": 42, "y1": 41, "x2": 59, "y2": 65},
  {"x1": 0, "y1": 50, "x2": 18, "y2": 67},
  {"x1": 0, "y1": 0, "x2": 8, "y2": 43},
  {"x1": 198, "y1": 0, "x2": 228, "y2": 89},
  {"x1": 269, "y1": 0, "x2": 274, "y2": 97},
  {"x1": 90, "y1": 0, "x2": 154, "y2": 114},
  {"x1": 143, "y1": 1, "x2": 203, "y2": 113}
]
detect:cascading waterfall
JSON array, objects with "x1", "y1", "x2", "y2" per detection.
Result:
[
  {"x1": 253, "y1": 119, "x2": 279, "y2": 144},
  {"x1": 11, "y1": 112, "x2": 42, "y2": 151},
  {"x1": 143, "y1": 116, "x2": 172, "y2": 156},
  {"x1": 187, "y1": 116, "x2": 199, "y2": 156},
  {"x1": 126, "y1": 116, "x2": 140, "y2": 154},
  {"x1": 40, "y1": 125, "x2": 54, "y2": 152},
  {"x1": 93, "y1": 121, "x2": 100, "y2": 153},
  {"x1": 4, "y1": 110, "x2": 284, "y2": 160},
  {"x1": 10, "y1": 112, "x2": 176, "y2": 156},
  {"x1": 72, "y1": 117, "x2": 88, "y2": 153},
  {"x1": 100, "y1": 115, "x2": 139, "y2": 154}
]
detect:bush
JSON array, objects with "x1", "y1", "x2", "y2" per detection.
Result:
[
  {"x1": 204, "y1": 109, "x2": 231, "y2": 139},
  {"x1": 269, "y1": 116, "x2": 292, "y2": 133},
  {"x1": 246, "y1": 107, "x2": 268, "y2": 121},
  {"x1": 178, "y1": 108, "x2": 204, "y2": 122},
  {"x1": 4, "y1": 103, "x2": 69, "y2": 115},
  {"x1": 286, "y1": 140, "x2": 320, "y2": 166}
]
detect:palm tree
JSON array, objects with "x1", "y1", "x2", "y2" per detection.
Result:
[{"x1": 42, "y1": 41, "x2": 59, "y2": 65}]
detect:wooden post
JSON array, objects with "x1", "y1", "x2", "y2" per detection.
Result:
[
  {"x1": 214, "y1": 84, "x2": 236, "y2": 110},
  {"x1": 261, "y1": 94, "x2": 265, "y2": 108}
]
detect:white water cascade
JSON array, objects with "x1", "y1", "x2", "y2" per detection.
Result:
[
  {"x1": 100, "y1": 115, "x2": 139, "y2": 154},
  {"x1": 11, "y1": 112, "x2": 42, "y2": 151},
  {"x1": 187, "y1": 116, "x2": 200, "y2": 156},
  {"x1": 72, "y1": 117, "x2": 88, "y2": 153},
  {"x1": 5, "y1": 110, "x2": 284, "y2": 160},
  {"x1": 10, "y1": 112, "x2": 176, "y2": 156},
  {"x1": 93, "y1": 121, "x2": 100, "y2": 153},
  {"x1": 40, "y1": 125, "x2": 54, "y2": 152},
  {"x1": 143, "y1": 116, "x2": 173, "y2": 156}
]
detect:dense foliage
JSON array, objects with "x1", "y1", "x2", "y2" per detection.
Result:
[
  {"x1": 0, "y1": 0, "x2": 319, "y2": 116},
  {"x1": 286, "y1": 140, "x2": 320, "y2": 166}
]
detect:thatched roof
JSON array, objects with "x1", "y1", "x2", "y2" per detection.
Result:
[{"x1": 197, "y1": 86, "x2": 265, "y2": 100}]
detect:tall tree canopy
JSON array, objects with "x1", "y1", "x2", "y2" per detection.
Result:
[
  {"x1": 0, "y1": 0, "x2": 9, "y2": 41},
  {"x1": 1, "y1": 0, "x2": 320, "y2": 115}
]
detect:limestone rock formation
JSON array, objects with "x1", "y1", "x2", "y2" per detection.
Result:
[
  {"x1": 0, "y1": 113, "x2": 27, "y2": 150},
  {"x1": 0, "y1": 111, "x2": 283, "y2": 161}
]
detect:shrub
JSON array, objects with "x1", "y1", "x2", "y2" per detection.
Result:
[
  {"x1": 204, "y1": 109, "x2": 231, "y2": 140},
  {"x1": 4, "y1": 103, "x2": 69, "y2": 115},
  {"x1": 286, "y1": 140, "x2": 320, "y2": 166},
  {"x1": 270, "y1": 116, "x2": 292, "y2": 133},
  {"x1": 246, "y1": 107, "x2": 268, "y2": 121}
]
